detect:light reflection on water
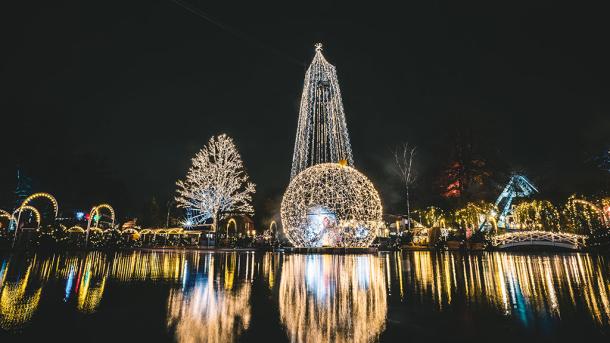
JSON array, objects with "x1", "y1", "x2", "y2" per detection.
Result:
[
  {"x1": 166, "y1": 253, "x2": 253, "y2": 343},
  {"x1": 0, "y1": 250, "x2": 608, "y2": 342},
  {"x1": 279, "y1": 255, "x2": 387, "y2": 343}
]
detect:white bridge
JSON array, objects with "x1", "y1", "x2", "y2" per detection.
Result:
[{"x1": 491, "y1": 230, "x2": 587, "y2": 250}]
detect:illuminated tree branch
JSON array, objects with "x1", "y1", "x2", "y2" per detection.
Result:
[{"x1": 176, "y1": 134, "x2": 255, "y2": 230}]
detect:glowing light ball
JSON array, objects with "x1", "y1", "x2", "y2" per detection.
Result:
[{"x1": 281, "y1": 163, "x2": 383, "y2": 247}]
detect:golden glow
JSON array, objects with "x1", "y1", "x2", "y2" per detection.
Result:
[
  {"x1": 563, "y1": 195, "x2": 606, "y2": 234},
  {"x1": 0, "y1": 209, "x2": 13, "y2": 221},
  {"x1": 13, "y1": 205, "x2": 41, "y2": 228},
  {"x1": 394, "y1": 252, "x2": 610, "y2": 325},
  {"x1": 20, "y1": 192, "x2": 58, "y2": 217},
  {"x1": 90, "y1": 203, "x2": 116, "y2": 228},
  {"x1": 453, "y1": 201, "x2": 495, "y2": 229},
  {"x1": 1, "y1": 250, "x2": 609, "y2": 336},
  {"x1": 491, "y1": 230, "x2": 586, "y2": 249},
  {"x1": 0, "y1": 261, "x2": 43, "y2": 330},
  {"x1": 66, "y1": 225, "x2": 86, "y2": 233},
  {"x1": 166, "y1": 254, "x2": 252, "y2": 343},
  {"x1": 513, "y1": 200, "x2": 560, "y2": 231},
  {"x1": 281, "y1": 163, "x2": 384, "y2": 247},
  {"x1": 76, "y1": 258, "x2": 107, "y2": 313},
  {"x1": 278, "y1": 254, "x2": 387, "y2": 343},
  {"x1": 226, "y1": 218, "x2": 237, "y2": 235}
]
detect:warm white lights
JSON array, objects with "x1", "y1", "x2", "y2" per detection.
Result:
[
  {"x1": 176, "y1": 134, "x2": 255, "y2": 230},
  {"x1": 290, "y1": 43, "x2": 353, "y2": 179},
  {"x1": 281, "y1": 163, "x2": 383, "y2": 247}
]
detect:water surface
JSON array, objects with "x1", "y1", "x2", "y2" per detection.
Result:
[{"x1": 0, "y1": 250, "x2": 608, "y2": 342}]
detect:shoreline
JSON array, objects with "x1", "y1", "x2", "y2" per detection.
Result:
[{"x1": 1, "y1": 245, "x2": 607, "y2": 254}]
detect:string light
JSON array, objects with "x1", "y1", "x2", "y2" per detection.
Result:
[
  {"x1": 12, "y1": 192, "x2": 58, "y2": 246},
  {"x1": 491, "y1": 230, "x2": 586, "y2": 248},
  {"x1": 20, "y1": 193, "x2": 58, "y2": 217},
  {"x1": 562, "y1": 195, "x2": 605, "y2": 235},
  {"x1": 85, "y1": 203, "x2": 116, "y2": 246},
  {"x1": 176, "y1": 134, "x2": 255, "y2": 230},
  {"x1": 453, "y1": 202, "x2": 495, "y2": 230},
  {"x1": 290, "y1": 43, "x2": 353, "y2": 179},
  {"x1": 281, "y1": 163, "x2": 383, "y2": 247},
  {"x1": 513, "y1": 200, "x2": 560, "y2": 231},
  {"x1": 12, "y1": 206, "x2": 41, "y2": 229}
]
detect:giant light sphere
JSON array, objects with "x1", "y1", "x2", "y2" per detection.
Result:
[{"x1": 281, "y1": 163, "x2": 383, "y2": 248}]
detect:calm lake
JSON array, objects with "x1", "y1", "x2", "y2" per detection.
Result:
[{"x1": 0, "y1": 250, "x2": 609, "y2": 342}]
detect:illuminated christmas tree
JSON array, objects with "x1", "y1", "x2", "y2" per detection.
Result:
[
  {"x1": 290, "y1": 43, "x2": 354, "y2": 179},
  {"x1": 283, "y1": 45, "x2": 383, "y2": 248}
]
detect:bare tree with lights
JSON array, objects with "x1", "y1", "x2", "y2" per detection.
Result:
[
  {"x1": 394, "y1": 143, "x2": 417, "y2": 232},
  {"x1": 175, "y1": 134, "x2": 255, "y2": 231}
]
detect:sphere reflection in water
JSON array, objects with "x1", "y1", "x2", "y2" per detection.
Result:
[
  {"x1": 279, "y1": 255, "x2": 387, "y2": 343},
  {"x1": 166, "y1": 254, "x2": 252, "y2": 343}
]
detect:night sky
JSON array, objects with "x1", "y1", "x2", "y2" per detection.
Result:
[{"x1": 1, "y1": 1, "x2": 608, "y2": 224}]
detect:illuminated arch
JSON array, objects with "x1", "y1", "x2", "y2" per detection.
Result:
[
  {"x1": 571, "y1": 199, "x2": 602, "y2": 213},
  {"x1": 20, "y1": 193, "x2": 58, "y2": 217},
  {"x1": 12, "y1": 193, "x2": 58, "y2": 247},
  {"x1": 85, "y1": 204, "x2": 116, "y2": 247},
  {"x1": 226, "y1": 218, "x2": 238, "y2": 236},
  {"x1": 12, "y1": 206, "x2": 41, "y2": 229},
  {"x1": 66, "y1": 225, "x2": 85, "y2": 233},
  {"x1": 0, "y1": 209, "x2": 12, "y2": 220},
  {"x1": 91, "y1": 204, "x2": 116, "y2": 228},
  {"x1": 89, "y1": 227, "x2": 104, "y2": 234},
  {"x1": 269, "y1": 220, "x2": 278, "y2": 233},
  {"x1": 0, "y1": 210, "x2": 13, "y2": 231}
]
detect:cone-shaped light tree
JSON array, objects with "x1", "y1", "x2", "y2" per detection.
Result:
[
  {"x1": 290, "y1": 43, "x2": 354, "y2": 179},
  {"x1": 176, "y1": 134, "x2": 255, "y2": 230}
]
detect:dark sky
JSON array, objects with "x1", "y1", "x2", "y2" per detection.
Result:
[{"x1": 1, "y1": 1, "x2": 608, "y2": 223}]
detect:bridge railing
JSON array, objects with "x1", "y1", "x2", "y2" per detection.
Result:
[{"x1": 491, "y1": 230, "x2": 587, "y2": 247}]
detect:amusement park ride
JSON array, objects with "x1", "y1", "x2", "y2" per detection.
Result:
[{"x1": 479, "y1": 174, "x2": 539, "y2": 232}]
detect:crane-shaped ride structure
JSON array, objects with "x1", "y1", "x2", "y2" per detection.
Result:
[{"x1": 480, "y1": 174, "x2": 538, "y2": 232}]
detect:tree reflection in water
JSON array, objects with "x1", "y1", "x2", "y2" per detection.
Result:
[
  {"x1": 0, "y1": 251, "x2": 609, "y2": 341},
  {"x1": 278, "y1": 254, "x2": 388, "y2": 343},
  {"x1": 389, "y1": 251, "x2": 610, "y2": 326}
]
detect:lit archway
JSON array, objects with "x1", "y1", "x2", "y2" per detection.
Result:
[
  {"x1": 85, "y1": 204, "x2": 116, "y2": 247},
  {"x1": 0, "y1": 209, "x2": 12, "y2": 220},
  {"x1": 226, "y1": 218, "x2": 237, "y2": 237},
  {"x1": 12, "y1": 206, "x2": 41, "y2": 229},
  {"x1": 66, "y1": 226, "x2": 86, "y2": 234},
  {"x1": 21, "y1": 193, "x2": 58, "y2": 217},
  {"x1": 0, "y1": 210, "x2": 13, "y2": 231},
  {"x1": 269, "y1": 220, "x2": 277, "y2": 233},
  {"x1": 12, "y1": 193, "x2": 58, "y2": 247},
  {"x1": 91, "y1": 204, "x2": 116, "y2": 228}
]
